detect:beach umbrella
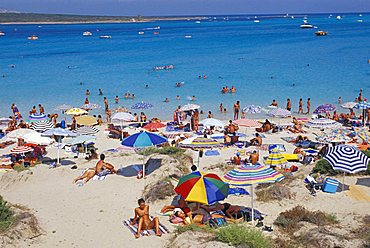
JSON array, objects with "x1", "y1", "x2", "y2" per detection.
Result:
[
  {"x1": 224, "y1": 164, "x2": 284, "y2": 224},
  {"x1": 324, "y1": 145, "x2": 369, "y2": 189},
  {"x1": 143, "y1": 122, "x2": 166, "y2": 131},
  {"x1": 180, "y1": 104, "x2": 200, "y2": 112},
  {"x1": 234, "y1": 119, "x2": 261, "y2": 128},
  {"x1": 353, "y1": 101, "x2": 370, "y2": 126},
  {"x1": 23, "y1": 132, "x2": 53, "y2": 146},
  {"x1": 7, "y1": 129, "x2": 38, "y2": 139},
  {"x1": 355, "y1": 128, "x2": 370, "y2": 143},
  {"x1": 28, "y1": 114, "x2": 47, "y2": 123},
  {"x1": 121, "y1": 131, "x2": 167, "y2": 178},
  {"x1": 175, "y1": 171, "x2": 229, "y2": 205},
  {"x1": 54, "y1": 104, "x2": 72, "y2": 112},
  {"x1": 81, "y1": 103, "x2": 101, "y2": 110},
  {"x1": 341, "y1": 102, "x2": 357, "y2": 109},
  {"x1": 199, "y1": 118, "x2": 224, "y2": 128},
  {"x1": 242, "y1": 105, "x2": 262, "y2": 114},
  {"x1": 65, "y1": 135, "x2": 96, "y2": 146},
  {"x1": 268, "y1": 108, "x2": 291, "y2": 118},
  {"x1": 75, "y1": 115, "x2": 97, "y2": 126},
  {"x1": 131, "y1": 102, "x2": 153, "y2": 110},
  {"x1": 42, "y1": 128, "x2": 77, "y2": 165},
  {"x1": 74, "y1": 126, "x2": 99, "y2": 135},
  {"x1": 264, "y1": 148, "x2": 288, "y2": 169},
  {"x1": 30, "y1": 120, "x2": 54, "y2": 132},
  {"x1": 305, "y1": 118, "x2": 341, "y2": 129},
  {"x1": 65, "y1": 108, "x2": 87, "y2": 115},
  {"x1": 10, "y1": 146, "x2": 33, "y2": 154},
  {"x1": 178, "y1": 137, "x2": 223, "y2": 149},
  {"x1": 316, "y1": 133, "x2": 352, "y2": 143},
  {"x1": 111, "y1": 112, "x2": 135, "y2": 140},
  {"x1": 313, "y1": 104, "x2": 336, "y2": 114}
]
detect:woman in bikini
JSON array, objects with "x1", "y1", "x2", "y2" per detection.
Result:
[{"x1": 131, "y1": 198, "x2": 161, "y2": 238}]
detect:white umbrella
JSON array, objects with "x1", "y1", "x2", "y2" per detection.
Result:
[
  {"x1": 23, "y1": 132, "x2": 53, "y2": 146},
  {"x1": 341, "y1": 102, "x2": 357, "y2": 109},
  {"x1": 54, "y1": 104, "x2": 72, "y2": 111},
  {"x1": 111, "y1": 112, "x2": 135, "y2": 140},
  {"x1": 180, "y1": 104, "x2": 200, "y2": 111},
  {"x1": 7, "y1": 129, "x2": 38, "y2": 139},
  {"x1": 199, "y1": 118, "x2": 224, "y2": 128},
  {"x1": 42, "y1": 128, "x2": 77, "y2": 164}
]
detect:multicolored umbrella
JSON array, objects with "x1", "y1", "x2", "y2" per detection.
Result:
[
  {"x1": 65, "y1": 108, "x2": 88, "y2": 115},
  {"x1": 131, "y1": 102, "x2": 153, "y2": 110},
  {"x1": 143, "y1": 122, "x2": 166, "y2": 131},
  {"x1": 242, "y1": 105, "x2": 262, "y2": 114},
  {"x1": 313, "y1": 104, "x2": 336, "y2": 114},
  {"x1": 316, "y1": 133, "x2": 352, "y2": 143},
  {"x1": 356, "y1": 128, "x2": 370, "y2": 143},
  {"x1": 30, "y1": 120, "x2": 54, "y2": 132},
  {"x1": 179, "y1": 137, "x2": 222, "y2": 149},
  {"x1": 10, "y1": 146, "x2": 33, "y2": 154},
  {"x1": 305, "y1": 118, "x2": 341, "y2": 129},
  {"x1": 180, "y1": 104, "x2": 200, "y2": 112},
  {"x1": 264, "y1": 148, "x2": 287, "y2": 168},
  {"x1": 224, "y1": 164, "x2": 284, "y2": 224},
  {"x1": 81, "y1": 103, "x2": 101, "y2": 110},
  {"x1": 28, "y1": 114, "x2": 47, "y2": 123},
  {"x1": 234, "y1": 119, "x2": 261, "y2": 128},
  {"x1": 75, "y1": 115, "x2": 97, "y2": 126},
  {"x1": 268, "y1": 108, "x2": 291, "y2": 118},
  {"x1": 175, "y1": 171, "x2": 229, "y2": 205}
]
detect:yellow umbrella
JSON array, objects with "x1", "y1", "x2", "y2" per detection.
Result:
[
  {"x1": 65, "y1": 108, "x2": 88, "y2": 115},
  {"x1": 75, "y1": 115, "x2": 97, "y2": 126}
]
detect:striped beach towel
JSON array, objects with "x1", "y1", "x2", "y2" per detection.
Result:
[{"x1": 123, "y1": 217, "x2": 170, "y2": 237}]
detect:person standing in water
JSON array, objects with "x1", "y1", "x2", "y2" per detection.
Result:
[
  {"x1": 298, "y1": 98, "x2": 303, "y2": 114},
  {"x1": 286, "y1": 98, "x2": 292, "y2": 111},
  {"x1": 306, "y1": 98, "x2": 311, "y2": 114},
  {"x1": 233, "y1": 101, "x2": 240, "y2": 120},
  {"x1": 104, "y1": 97, "x2": 109, "y2": 111},
  {"x1": 220, "y1": 103, "x2": 224, "y2": 112},
  {"x1": 115, "y1": 96, "x2": 119, "y2": 104},
  {"x1": 99, "y1": 88, "x2": 103, "y2": 95}
]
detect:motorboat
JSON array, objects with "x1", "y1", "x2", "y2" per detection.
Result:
[
  {"x1": 315, "y1": 30, "x2": 328, "y2": 36},
  {"x1": 138, "y1": 31, "x2": 144, "y2": 35},
  {"x1": 195, "y1": 21, "x2": 201, "y2": 24},
  {"x1": 300, "y1": 20, "x2": 313, "y2": 28},
  {"x1": 357, "y1": 19, "x2": 363, "y2": 23},
  {"x1": 336, "y1": 15, "x2": 342, "y2": 20},
  {"x1": 99, "y1": 35, "x2": 112, "y2": 39},
  {"x1": 185, "y1": 35, "x2": 192, "y2": 39},
  {"x1": 153, "y1": 32, "x2": 159, "y2": 35},
  {"x1": 27, "y1": 35, "x2": 39, "y2": 40},
  {"x1": 83, "y1": 31, "x2": 92, "y2": 36},
  {"x1": 0, "y1": 31, "x2": 5, "y2": 36}
]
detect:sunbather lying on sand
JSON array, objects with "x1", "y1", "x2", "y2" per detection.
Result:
[
  {"x1": 72, "y1": 154, "x2": 117, "y2": 184},
  {"x1": 131, "y1": 198, "x2": 161, "y2": 238}
]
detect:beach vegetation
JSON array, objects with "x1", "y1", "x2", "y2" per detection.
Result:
[
  {"x1": 274, "y1": 206, "x2": 338, "y2": 233},
  {"x1": 215, "y1": 224, "x2": 271, "y2": 248},
  {"x1": 312, "y1": 159, "x2": 338, "y2": 175},
  {"x1": 256, "y1": 184, "x2": 295, "y2": 202},
  {"x1": 138, "y1": 146, "x2": 185, "y2": 156},
  {"x1": 143, "y1": 180, "x2": 175, "y2": 203},
  {"x1": 175, "y1": 223, "x2": 212, "y2": 234},
  {"x1": 207, "y1": 162, "x2": 234, "y2": 173},
  {"x1": 12, "y1": 165, "x2": 29, "y2": 173},
  {"x1": 0, "y1": 196, "x2": 15, "y2": 232}
]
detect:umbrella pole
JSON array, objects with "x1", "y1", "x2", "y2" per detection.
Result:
[
  {"x1": 57, "y1": 136, "x2": 61, "y2": 165},
  {"x1": 121, "y1": 121, "x2": 123, "y2": 141},
  {"x1": 251, "y1": 184, "x2": 255, "y2": 226},
  {"x1": 342, "y1": 172, "x2": 345, "y2": 191}
]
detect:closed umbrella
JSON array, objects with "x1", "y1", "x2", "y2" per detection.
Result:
[
  {"x1": 305, "y1": 118, "x2": 341, "y2": 129},
  {"x1": 65, "y1": 108, "x2": 87, "y2": 115},
  {"x1": 111, "y1": 112, "x2": 135, "y2": 140},
  {"x1": 224, "y1": 164, "x2": 284, "y2": 224},
  {"x1": 313, "y1": 104, "x2": 336, "y2": 114},
  {"x1": 74, "y1": 126, "x2": 99, "y2": 135},
  {"x1": 354, "y1": 101, "x2": 370, "y2": 126},
  {"x1": 264, "y1": 148, "x2": 288, "y2": 169},
  {"x1": 23, "y1": 132, "x2": 53, "y2": 145},
  {"x1": 121, "y1": 131, "x2": 167, "y2": 178},
  {"x1": 30, "y1": 120, "x2": 54, "y2": 132},
  {"x1": 131, "y1": 102, "x2": 153, "y2": 110},
  {"x1": 10, "y1": 146, "x2": 33, "y2": 154},
  {"x1": 42, "y1": 128, "x2": 77, "y2": 165},
  {"x1": 180, "y1": 104, "x2": 200, "y2": 112},
  {"x1": 75, "y1": 115, "x2": 97, "y2": 126},
  {"x1": 324, "y1": 145, "x2": 369, "y2": 190},
  {"x1": 28, "y1": 114, "x2": 47, "y2": 123},
  {"x1": 199, "y1": 118, "x2": 224, "y2": 128},
  {"x1": 175, "y1": 171, "x2": 229, "y2": 205}
]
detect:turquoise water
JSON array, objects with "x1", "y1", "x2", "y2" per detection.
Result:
[{"x1": 0, "y1": 14, "x2": 369, "y2": 120}]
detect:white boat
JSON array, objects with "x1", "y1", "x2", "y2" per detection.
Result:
[
  {"x1": 0, "y1": 31, "x2": 5, "y2": 36},
  {"x1": 300, "y1": 20, "x2": 313, "y2": 28},
  {"x1": 185, "y1": 35, "x2": 192, "y2": 39},
  {"x1": 336, "y1": 15, "x2": 342, "y2": 20},
  {"x1": 254, "y1": 19, "x2": 260, "y2": 23},
  {"x1": 195, "y1": 21, "x2": 201, "y2": 24},
  {"x1": 357, "y1": 19, "x2": 363, "y2": 23},
  {"x1": 138, "y1": 31, "x2": 144, "y2": 35},
  {"x1": 99, "y1": 35, "x2": 112, "y2": 39},
  {"x1": 83, "y1": 31, "x2": 92, "y2": 36},
  {"x1": 27, "y1": 35, "x2": 39, "y2": 40}
]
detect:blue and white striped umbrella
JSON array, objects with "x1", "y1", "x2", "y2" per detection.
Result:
[
  {"x1": 305, "y1": 118, "x2": 341, "y2": 129},
  {"x1": 30, "y1": 120, "x2": 54, "y2": 132},
  {"x1": 242, "y1": 105, "x2": 262, "y2": 114},
  {"x1": 353, "y1": 101, "x2": 370, "y2": 110},
  {"x1": 28, "y1": 114, "x2": 47, "y2": 122},
  {"x1": 268, "y1": 108, "x2": 291, "y2": 118},
  {"x1": 131, "y1": 102, "x2": 153, "y2": 110},
  {"x1": 324, "y1": 145, "x2": 369, "y2": 174},
  {"x1": 313, "y1": 104, "x2": 336, "y2": 114}
]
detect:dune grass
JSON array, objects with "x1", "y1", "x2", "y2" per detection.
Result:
[{"x1": 0, "y1": 196, "x2": 15, "y2": 232}]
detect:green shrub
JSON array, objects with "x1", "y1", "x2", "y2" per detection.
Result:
[
  {"x1": 175, "y1": 223, "x2": 212, "y2": 234},
  {"x1": 143, "y1": 180, "x2": 175, "y2": 203},
  {"x1": 13, "y1": 165, "x2": 29, "y2": 173},
  {"x1": 216, "y1": 224, "x2": 271, "y2": 248},
  {"x1": 312, "y1": 159, "x2": 338, "y2": 175},
  {"x1": 138, "y1": 146, "x2": 185, "y2": 156},
  {"x1": 0, "y1": 196, "x2": 15, "y2": 232}
]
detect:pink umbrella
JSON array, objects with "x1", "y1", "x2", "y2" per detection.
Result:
[
  {"x1": 10, "y1": 146, "x2": 33, "y2": 154},
  {"x1": 234, "y1": 119, "x2": 262, "y2": 128}
]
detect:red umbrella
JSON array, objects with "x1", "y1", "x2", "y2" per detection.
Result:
[
  {"x1": 143, "y1": 122, "x2": 166, "y2": 131},
  {"x1": 234, "y1": 119, "x2": 261, "y2": 128},
  {"x1": 10, "y1": 146, "x2": 33, "y2": 154}
]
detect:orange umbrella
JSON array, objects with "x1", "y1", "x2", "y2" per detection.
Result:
[{"x1": 143, "y1": 122, "x2": 166, "y2": 131}]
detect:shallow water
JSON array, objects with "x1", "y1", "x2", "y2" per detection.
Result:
[{"x1": 0, "y1": 13, "x2": 369, "y2": 120}]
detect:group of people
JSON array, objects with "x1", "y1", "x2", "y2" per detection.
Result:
[
  {"x1": 269, "y1": 98, "x2": 311, "y2": 114},
  {"x1": 221, "y1": 86, "x2": 236, "y2": 94}
]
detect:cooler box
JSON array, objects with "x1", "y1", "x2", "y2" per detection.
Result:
[{"x1": 322, "y1": 178, "x2": 339, "y2": 193}]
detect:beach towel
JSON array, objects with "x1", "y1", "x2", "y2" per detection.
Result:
[
  {"x1": 282, "y1": 154, "x2": 299, "y2": 161},
  {"x1": 346, "y1": 185, "x2": 370, "y2": 202},
  {"x1": 205, "y1": 150, "x2": 220, "y2": 156},
  {"x1": 123, "y1": 217, "x2": 170, "y2": 237},
  {"x1": 93, "y1": 169, "x2": 111, "y2": 181},
  {"x1": 256, "y1": 144, "x2": 269, "y2": 151},
  {"x1": 228, "y1": 187, "x2": 249, "y2": 196},
  {"x1": 281, "y1": 137, "x2": 295, "y2": 143}
]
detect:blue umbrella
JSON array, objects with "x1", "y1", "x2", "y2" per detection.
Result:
[
  {"x1": 353, "y1": 101, "x2": 370, "y2": 126},
  {"x1": 28, "y1": 114, "x2": 47, "y2": 123},
  {"x1": 122, "y1": 131, "x2": 167, "y2": 177},
  {"x1": 313, "y1": 104, "x2": 336, "y2": 114},
  {"x1": 131, "y1": 102, "x2": 153, "y2": 110}
]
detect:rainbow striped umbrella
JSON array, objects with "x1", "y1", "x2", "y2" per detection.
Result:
[
  {"x1": 28, "y1": 114, "x2": 47, "y2": 123},
  {"x1": 175, "y1": 171, "x2": 229, "y2": 205},
  {"x1": 264, "y1": 148, "x2": 287, "y2": 168},
  {"x1": 224, "y1": 164, "x2": 284, "y2": 224}
]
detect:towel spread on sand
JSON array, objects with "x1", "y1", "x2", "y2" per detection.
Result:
[
  {"x1": 346, "y1": 185, "x2": 370, "y2": 202},
  {"x1": 205, "y1": 150, "x2": 220, "y2": 156},
  {"x1": 123, "y1": 217, "x2": 170, "y2": 237}
]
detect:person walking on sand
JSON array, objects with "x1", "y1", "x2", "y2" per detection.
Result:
[
  {"x1": 131, "y1": 198, "x2": 161, "y2": 238},
  {"x1": 233, "y1": 101, "x2": 240, "y2": 120},
  {"x1": 306, "y1": 98, "x2": 311, "y2": 114},
  {"x1": 298, "y1": 98, "x2": 303, "y2": 114}
]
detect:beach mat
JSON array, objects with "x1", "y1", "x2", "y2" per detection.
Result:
[
  {"x1": 205, "y1": 150, "x2": 220, "y2": 156},
  {"x1": 123, "y1": 217, "x2": 170, "y2": 237},
  {"x1": 346, "y1": 185, "x2": 370, "y2": 202}
]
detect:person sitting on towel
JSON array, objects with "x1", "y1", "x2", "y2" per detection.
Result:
[
  {"x1": 250, "y1": 133, "x2": 262, "y2": 146},
  {"x1": 73, "y1": 154, "x2": 117, "y2": 184},
  {"x1": 231, "y1": 153, "x2": 242, "y2": 165},
  {"x1": 248, "y1": 150, "x2": 259, "y2": 164},
  {"x1": 131, "y1": 198, "x2": 161, "y2": 238}
]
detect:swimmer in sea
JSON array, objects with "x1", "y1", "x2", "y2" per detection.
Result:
[
  {"x1": 191, "y1": 96, "x2": 196, "y2": 101},
  {"x1": 176, "y1": 95, "x2": 180, "y2": 100},
  {"x1": 164, "y1": 98, "x2": 169, "y2": 103},
  {"x1": 220, "y1": 103, "x2": 224, "y2": 112},
  {"x1": 99, "y1": 88, "x2": 103, "y2": 95},
  {"x1": 338, "y1": 96, "x2": 343, "y2": 104},
  {"x1": 145, "y1": 84, "x2": 149, "y2": 88},
  {"x1": 86, "y1": 89, "x2": 90, "y2": 95},
  {"x1": 115, "y1": 96, "x2": 119, "y2": 104}
]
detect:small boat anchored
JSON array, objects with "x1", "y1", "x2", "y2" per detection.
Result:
[
  {"x1": 0, "y1": 31, "x2": 5, "y2": 36},
  {"x1": 138, "y1": 31, "x2": 145, "y2": 35},
  {"x1": 83, "y1": 31, "x2": 92, "y2": 36},
  {"x1": 315, "y1": 30, "x2": 328, "y2": 36},
  {"x1": 99, "y1": 35, "x2": 112, "y2": 39},
  {"x1": 27, "y1": 35, "x2": 39, "y2": 40},
  {"x1": 300, "y1": 20, "x2": 313, "y2": 29}
]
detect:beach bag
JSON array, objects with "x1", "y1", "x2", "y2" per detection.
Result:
[
  {"x1": 290, "y1": 165, "x2": 298, "y2": 172},
  {"x1": 209, "y1": 217, "x2": 227, "y2": 228}
]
